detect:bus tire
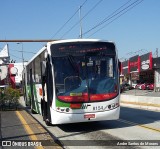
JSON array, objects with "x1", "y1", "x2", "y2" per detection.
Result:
[
  {"x1": 31, "y1": 109, "x2": 37, "y2": 114},
  {"x1": 41, "y1": 99, "x2": 44, "y2": 116},
  {"x1": 42, "y1": 110, "x2": 45, "y2": 121},
  {"x1": 45, "y1": 119, "x2": 51, "y2": 126}
]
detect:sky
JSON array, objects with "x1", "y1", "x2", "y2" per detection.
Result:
[{"x1": 0, "y1": 0, "x2": 160, "y2": 62}]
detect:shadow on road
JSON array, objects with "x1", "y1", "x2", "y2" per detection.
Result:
[{"x1": 58, "y1": 106, "x2": 160, "y2": 133}]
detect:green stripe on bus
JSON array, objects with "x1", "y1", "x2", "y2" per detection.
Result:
[
  {"x1": 27, "y1": 84, "x2": 40, "y2": 114},
  {"x1": 33, "y1": 84, "x2": 40, "y2": 114},
  {"x1": 27, "y1": 86, "x2": 31, "y2": 106},
  {"x1": 56, "y1": 99, "x2": 70, "y2": 107}
]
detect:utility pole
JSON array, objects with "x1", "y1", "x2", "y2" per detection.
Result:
[
  {"x1": 17, "y1": 43, "x2": 24, "y2": 69},
  {"x1": 156, "y1": 48, "x2": 158, "y2": 58},
  {"x1": 79, "y1": 6, "x2": 82, "y2": 39}
]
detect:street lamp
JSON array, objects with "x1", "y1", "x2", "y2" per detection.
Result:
[{"x1": 17, "y1": 42, "x2": 24, "y2": 69}]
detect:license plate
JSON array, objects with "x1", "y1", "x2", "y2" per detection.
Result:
[{"x1": 84, "y1": 114, "x2": 95, "y2": 119}]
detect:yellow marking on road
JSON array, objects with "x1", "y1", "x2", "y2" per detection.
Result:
[
  {"x1": 16, "y1": 111, "x2": 44, "y2": 149},
  {"x1": 118, "y1": 119, "x2": 160, "y2": 133}
]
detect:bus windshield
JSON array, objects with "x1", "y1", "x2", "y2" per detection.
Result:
[{"x1": 51, "y1": 42, "x2": 118, "y2": 102}]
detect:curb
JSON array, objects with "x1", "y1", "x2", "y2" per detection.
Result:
[
  {"x1": 120, "y1": 101, "x2": 160, "y2": 112},
  {"x1": 120, "y1": 94, "x2": 160, "y2": 112}
]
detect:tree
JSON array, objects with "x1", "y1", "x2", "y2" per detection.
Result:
[{"x1": 0, "y1": 87, "x2": 20, "y2": 110}]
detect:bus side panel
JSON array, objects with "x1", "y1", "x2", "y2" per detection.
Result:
[
  {"x1": 29, "y1": 83, "x2": 42, "y2": 114},
  {"x1": 24, "y1": 68, "x2": 31, "y2": 107},
  {"x1": 26, "y1": 85, "x2": 31, "y2": 106},
  {"x1": 29, "y1": 68, "x2": 36, "y2": 112},
  {"x1": 23, "y1": 72, "x2": 31, "y2": 107},
  {"x1": 34, "y1": 84, "x2": 42, "y2": 114}
]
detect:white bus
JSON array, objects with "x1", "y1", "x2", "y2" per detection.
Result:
[{"x1": 22, "y1": 39, "x2": 120, "y2": 125}]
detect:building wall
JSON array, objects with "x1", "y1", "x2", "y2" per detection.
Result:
[
  {"x1": 9, "y1": 64, "x2": 15, "y2": 88},
  {"x1": 154, "y1": 69, "x2": 160, "y2": 91},
  {"x1": 0, "y1": 65, "x2": 8, "y2": 85},
  {"x1": 10, "y1": 62, "x2": 27, "y2": 87}
]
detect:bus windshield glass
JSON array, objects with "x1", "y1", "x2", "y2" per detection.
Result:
[{"x1": 51, "y1": 41, "x2": 118, "y2": 102}]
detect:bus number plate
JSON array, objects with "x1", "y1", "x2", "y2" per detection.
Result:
[{"x1": 84, "y1": 114, "x2": 95, "y2": 119}]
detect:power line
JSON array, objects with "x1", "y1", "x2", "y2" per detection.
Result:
[
  {"x1": 83, "y1": 0, "x2": 144, "y2": 37},
  {"x1": 50, "y1": 0, "x2": 88, "y2": 39},
  {"x1": 79, "y1": 0, "x2": 104, "y2": 38},
  {"x1": 83, "y1": 0, "x2": 132, "y2": 36},
  {"x1": 10, "y1": 49, "x2": 36, "y2": 54},
  {"x1": 88, "y1": 0, "x2": 144, "y2": 37},
  {"x1": 60, "y1": 0, "x2": 104, "y2": 39}
]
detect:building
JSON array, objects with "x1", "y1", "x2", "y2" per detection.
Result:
[
  {"x1": 0, "y1": 44, "x2": 28, "y2": 89},
  {"x1": 120, "y1": 52, "x2": 160, "y2": 91},
  {"x1": 9, "y1": 62, "x2": 27, "y2": 88},
  {"x1": 0, "y1": 62, "x2": 27, "y2": 89},
  {"x1": 153, "y1": 57, "x2": 160, "y2": 91}
]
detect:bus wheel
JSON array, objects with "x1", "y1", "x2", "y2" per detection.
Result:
[
  {"x1": 41, "y1": 101, "x2": 44, "y2": 116},
  {"x1": 42, "y1": 110, "x2": 45, "y2": 121},
  {"x1": 45, "y1": 119, "x2": 51, "y2": 126},
  {"x1": 31, "y1": 109, "x2": 37, "y2": 114}
]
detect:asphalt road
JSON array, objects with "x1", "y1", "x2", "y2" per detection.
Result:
[
  {"x1": 29, "y1": 104, "x2": 160, "y2": 149},
  {"x1": 1, "y1": 92, "x2": 159, "y2": 149},
  {"x1": 1, "y1": 94, "x2": 158, "y2": 149}
]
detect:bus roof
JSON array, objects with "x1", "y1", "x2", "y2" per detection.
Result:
[
  {"x1": 47, "y1": 39, "x2": 114, "y2": 45},
  {"x1": 26, "y1": 39, "x2": 115, "y2": 67}
]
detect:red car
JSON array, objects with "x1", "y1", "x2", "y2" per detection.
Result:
[
  {"x1": 136, "y1": 83, "x2": 149, "y2": 90},
  {"x1": 147, "y1": 84, "x2": 154, "y2": 90}
]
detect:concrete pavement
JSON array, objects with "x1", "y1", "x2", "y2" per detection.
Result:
[
  {"x1": 120, "y1": 89, "x2": 160, "y2": 112},
  {"x1": 0, "y1": 101, "x2": 63, "y2": 149}
]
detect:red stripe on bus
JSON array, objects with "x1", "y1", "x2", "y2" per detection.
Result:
[
  {"x1": 70, "y1": 104, "x2": 82, "y2": 109},
  {"x1": 90, "y1": 93, "x2": 117, "y2": 101},
  {"x1": 58, "y1": 92, "x2": 118, "y2": 102},
  {"x1": 58, "y1": 93, "x2": 88, "y2": 102}
]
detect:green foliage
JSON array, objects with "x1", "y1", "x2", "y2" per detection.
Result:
[
  {"x1": 0, "y1": 87, "x2": 20, "y2": 110},
  {"x1": 5, "y1": 87, "x2": 20, "y2": 100}
]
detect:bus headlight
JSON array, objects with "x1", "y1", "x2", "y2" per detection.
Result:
[{"x1": 108, "y1": 103, "x2": 119, "y2": 110}]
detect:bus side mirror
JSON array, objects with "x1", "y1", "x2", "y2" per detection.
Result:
[{"x1": 41, "y1": 61, "x2": 46, "y2": 77}]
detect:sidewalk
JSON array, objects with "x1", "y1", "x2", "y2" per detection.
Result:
[
  {"x1": 121, "y1": 89, "x2": 160, "y2": 97},
  {"x1": 120, "y1": 89, "x2": 160, "y2": 112},
  {"x1": 0, "y1": 100, "x2": 63, "y2": 149}
]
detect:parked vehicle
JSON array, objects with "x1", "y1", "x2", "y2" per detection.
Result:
[
  {"x1": 131, "y1": 81, "x2": 137, "y2": 89},
  {"x1": 120, "y1": 84, "x2": 124, "y2": 93},
  {"x1": 136, "y1": 83, "x2": 154, "y2": 90},
  {"x1": 0, "y1": 85, "x2": 8, "y2": 94},
  {"x1": 0, "y1": 85, "x2": 7, "y2": 99},
  {"x1": 135, "y1": 82, "x2": 146, "y2": 90},
  {"x1": 120, "y1": 83, "x2": 132, "y2": 92},
  {"x1": 147, "y1": 83, "x2": 154, "y2": 90},
  {"x1": 135, "y1": 83, "x2": 142, "y2": 89},
  {"x1": 139, "y1": 83, "x2": 150, "y2": 90},
  {"x1": 132, "y1": 83, "x2": 137, "y2": 89}
]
